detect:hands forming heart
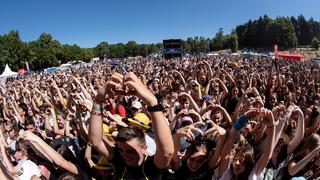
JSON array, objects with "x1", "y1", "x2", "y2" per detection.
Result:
[{"x1": 95, "y1": 72, "x2": 158, "y2": 106}]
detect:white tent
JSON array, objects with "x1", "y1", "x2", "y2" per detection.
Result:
[
  {"x1": 0, "y1": 64, "x2": 18, "y2": 79},
  {"x1": 231, "y1": 53, "x2": 239, "y2": 56},
  {"x1": 207, "y1": 53, "x2": 219, "y2": 56}
]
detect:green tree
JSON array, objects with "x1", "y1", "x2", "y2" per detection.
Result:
[
  {"x1": 312, "y1": 37, "x2": 320, "y2": 50},
  {"x1": 125, "y1": 41, "x2": 139, "y2": 57},
  {"x1": 82, "y1": 48, "x2": 94, "y2": 62},
  {"x1": 94, "y1": 42, "x2": 109, "y2": 59},
  {"x1": 212, "y1": 28, "x2": 224, "y2": 50},
  {"x1": 224, "y1": 32, "x2": 238, "y2": 52},
  {"x1": 266, "y1": 17, "x2": 298, "y2": 47},
  {"x1": 109, "y1": 43, "x2": 126, "y2": 58},
  {"x1": 0, "y1": 30, "x2": 25, "y2": 71},
  {"x1": 28, "y1": 33, "x2": 59, "y2": 69}
]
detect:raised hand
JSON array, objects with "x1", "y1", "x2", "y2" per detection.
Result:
[
  {"x1": 175, "y1": 121, "x2": 205, "y2": 141},
  {"x1": 22, "y1": 131, "x2": 41, "y2": 142},
  {"x1": 95, "y1": 72, "x2": 125, "y2": 103},
  {"x1": 272, "y1": 104, "x2": 286, "y2": 120},
  {"x1": 123, "y1": 72, "x2": 157, "y2": 106},
  {"x1": 204, "y1": 120, "x2": 226, "y2": 142},
  {"x1": 259, "y1": 108, "x2": 275, "y2": 127},
  {"x1": 244, "y1": 108, "x2": 260, "y2": 118}
]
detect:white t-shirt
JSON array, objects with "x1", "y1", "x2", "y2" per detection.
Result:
[
  {"x1": 146, "y1": 135, "x2": 156, "y2": 156},
  {"x1": 212, "y1": 161, "x2": 266, "y2": 180},
  {"x1": 18, "y1": 159, "x2": 41, "y2": 180}
]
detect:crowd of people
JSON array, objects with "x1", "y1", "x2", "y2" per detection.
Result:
[{"x1": 0, "y1": 54, "x2": 319, "y2": 180}]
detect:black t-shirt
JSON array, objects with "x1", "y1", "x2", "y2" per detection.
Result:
[
  {"x1": 226, "y1": 96, "x2": 239, "y2": 114},
  {"x1": 110, "y1": 148, "x2": 167, "y2": 180},
  {"x1": 174, "y1": 160, "x2": 213, "y2": 180}
]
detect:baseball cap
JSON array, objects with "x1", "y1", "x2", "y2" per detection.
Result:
[{"x1": 131, "y1": 100, "x2": 142, "y2": 110}]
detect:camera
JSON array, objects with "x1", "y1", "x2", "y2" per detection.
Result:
[{"x1": 180, "y1": 123, "x2": 211, "y2": 150}]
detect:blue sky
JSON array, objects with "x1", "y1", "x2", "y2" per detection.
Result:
[{"x1": 1, "y1": 0, "x2": 319, "y2": 48}]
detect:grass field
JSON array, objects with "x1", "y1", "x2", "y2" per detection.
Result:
[{"x1": 296, "y1": 48, "x2": 320, "y2": 60}]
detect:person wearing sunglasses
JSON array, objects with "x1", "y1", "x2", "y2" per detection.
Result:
[{"x1": 89, "y1": 72, "x2": 174, "y2": 179}]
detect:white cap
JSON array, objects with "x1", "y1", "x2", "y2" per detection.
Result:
[{"x1": 131, "y1": 100, "x2": 142, "y2": 109}]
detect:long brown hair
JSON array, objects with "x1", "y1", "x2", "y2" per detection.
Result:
[{"x1": 232, "y1": 144, "x2": 255, "y2": 179}]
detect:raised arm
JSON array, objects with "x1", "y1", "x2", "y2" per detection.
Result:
[
  {"x1": 206, "y1": 121, "x2": 227, "y2": 169},
  {"x1": 179, "y1": 92, "x2": 200, "y2": 113},
  {"x1": 35, "y1": 88, "x2": 54, "y2": 108},
  {"x1": 287, "y1": 106, "x2": 305, "y2": 154},
  {"x1": 51, "y1": 81, "x2": 67, "y2": 110},
  {"x1": 288, "y1": 146, "x2": 320, "y2": 176},
  {"x1": 124, "y1": 72, "x2": 174, "y2": 169},
  {"x1": 218, "y1": 109, "x2": 260, "y2": 176},
  {"x1": 220, "y1": 69, "x2": 235, "y2": 85},
  {"x1": 84, "y1": 144, "x2": 95, "y2": 168},
  {"x1": 11, "y1": 98, "x2": 25, "y2": 125},
  {"x1": 172, "y1": 70, "x2": 186, "y2": 86},
  {"x1": 171, "y1": 123, "x2": 204, "y2": 170},
  {"x1": 52, "y1": 111, "x2": 65, "y2": 136},
  {"x1": 203, "y1": 61, "x2": 214, "y2": 80},
  {"x1": 0, "y1": 141, "x2": 22, "y2": 175},
  {"x1": 185, "y1": 80, "x2": 202, "y2": 102},
  {"x1": 88, "y1": 77, "x2": 119, "y2": 160},
  {"x1": 272, "y1": 105, "x2": 293, "y2": 146},
  {"x1": 22, "y1": 131, "x2": 79, "y2": 174},
  {"x1": 73, "y1": 77, "x2": 93, "y2": 102},
  {"x1": 216, "y1": 78, "x2": 229, "y2": 101},
  {"x1": 254, "y1": 108, "x2": 275, "y2": 175},
  {"x1": 200, "y1": 105, "x2": 232, "y2": 126},
  {"x1": 30, "y1": 95, "x2": 40, "y2": 113}
]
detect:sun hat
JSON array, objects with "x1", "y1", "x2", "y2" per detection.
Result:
[{"x1": 127, "y1": 113, "x2": 150, "y2": 129}]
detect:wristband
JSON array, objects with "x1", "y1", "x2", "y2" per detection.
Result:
[
  {"x1": 233, "y1": 115, "x2": 250, "y2": 131},
  {"x1": 91, "y1": 110, "x2": 102, "y2": 116},
  {"x1": 92, "y1": 102, "x2": 102, "y2": 112}
]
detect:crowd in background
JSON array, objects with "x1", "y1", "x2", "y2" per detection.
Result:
[{"x1": 0, "y1": 55, "x2": 320, "y2": 180}]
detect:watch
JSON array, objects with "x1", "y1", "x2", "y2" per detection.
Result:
[{"x1": 147, "y1": 103, "x2": 164, "y2": 113}]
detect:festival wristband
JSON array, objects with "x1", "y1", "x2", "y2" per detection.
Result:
[
  {"x1": 233, "y1": 115, "x2": 250, "y2": 131},
  {"x1": 92, "y1": 102, "x2": 102, "y2": 112},
  {"x1": 91, "y1": 110, "x2": 102, "y2": 116}
]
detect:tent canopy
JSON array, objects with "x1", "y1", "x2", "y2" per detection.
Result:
[
  {"x1": 278, "y1": 53, "x2": 303, "y2": 61},
  {"x1": 0, "y1": 64, "x2": 18, "y2": 78},
  {"x1": 207, "y1": 53, "x2": 219, "y2": 56}
]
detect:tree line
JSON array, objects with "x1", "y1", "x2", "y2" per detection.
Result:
[
  {"x1": 181, "y1": 29, "x2": 238, "y2": 54},
  {"x1": 236, "y1": 15, "x2": 320, "y2": 48},
  {"x1": 0, "y1": 31, "x2": 161, "y2": 71}
]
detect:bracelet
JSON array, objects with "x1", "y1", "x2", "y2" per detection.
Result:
[
  {"x1": 91, "y1": 110, "x2": 102, "y2": 116},
  {"x1": 92, "y1": 102, "x2": 102, "y2": 112}
]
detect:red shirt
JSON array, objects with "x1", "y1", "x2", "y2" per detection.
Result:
[{"x1": 108, "y1": 103, "x2": 126, "y2": 118}]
